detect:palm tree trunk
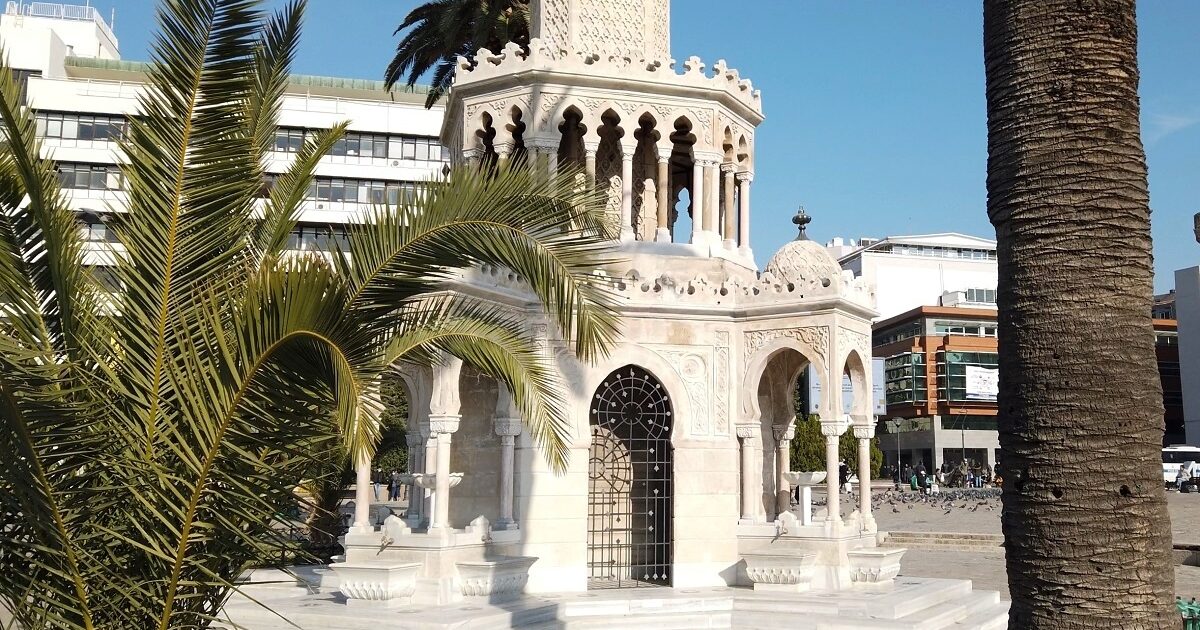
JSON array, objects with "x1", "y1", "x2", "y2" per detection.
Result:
[{"x1": 984, "y1": 1, "x2": 1174, "y2": 627}]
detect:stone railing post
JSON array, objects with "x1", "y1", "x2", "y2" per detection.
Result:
[{"x1": 736, "y1": 171, "x2": 753, "y2": 252}]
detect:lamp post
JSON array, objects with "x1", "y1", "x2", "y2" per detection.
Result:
[{"x1": 888, "y1": 417, "x2": 904, "y2": 489}]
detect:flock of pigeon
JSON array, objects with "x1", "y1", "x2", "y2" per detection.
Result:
[{"x1": 810, "y1": 488, "x2": 1002, "y2": 515}]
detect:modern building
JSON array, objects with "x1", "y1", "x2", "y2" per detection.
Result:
[
  {"x1": 1179, "y1": 266, "x2": 1200, "y2": 445},
  {"x1": 3, "y1": 0, "x2": 450, "y2": 264},
  {"x1": 1154, "y1": 290, "x2": 1178, "y2": 319},
  {"x1": 872, "y1": 302, "x2": 1185, "y2": 470},
  {"x1": 830, "y1": 233, "x2": 998, "y2": 321}
]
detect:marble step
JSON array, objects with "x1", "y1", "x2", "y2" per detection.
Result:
[
  {"x1": 899, "y1": 590, "x2": 998, "y2": 628},
  {"x1": 948, "y1": 601, "x2": 1009, "y2": 630},
  {"x1": 881, "y1": 531, "x2": 1004, "y2": 550}
]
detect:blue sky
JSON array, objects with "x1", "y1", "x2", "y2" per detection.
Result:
[{"x1": 100, "y1": 1, "x2": 1200, "y2": 291}]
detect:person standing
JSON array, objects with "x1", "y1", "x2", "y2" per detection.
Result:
[
  {"x1": 838, "y1": 460, "x2": 850, "y2": 493},
  {"x1": 372, "y1": 468, "x2": 382, "y2": 501},
  {"x1": 389, "y1": 470, "x2": 403, "y2": 502}
]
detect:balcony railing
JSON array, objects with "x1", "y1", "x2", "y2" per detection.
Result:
[{"x1": 4, "y1": 2, "x2": 116, "y2": 44}]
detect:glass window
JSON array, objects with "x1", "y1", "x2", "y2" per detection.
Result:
[
  {"x1": 388, "y1": 138, "x2": 403, "y2": 159},
  {"x1": 402, "y1": 140, "x2": 416, "y2": 159}
]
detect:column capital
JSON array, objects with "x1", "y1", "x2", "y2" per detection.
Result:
[
  {"x1": 735, "y1": 171, "x2": 755, "y2": 183},
  {"x1": 494, "y1": 417, "x2": 523, "y2": 437},
  {"x1": 656, "y1": 154, "x2": 670, "y2": 164},
  {"x1": 852, "y1": 425, "x2": 876, "y2": 440},
  {"x1": 428, "y1": 414, "x2": 461, "y2": 435},
  {"x1": 820, "y1": 421, "x2": 847, "y2": 437},
  {"x1": 461, "y1": 148, "x2": 481, "y2": 160},
  {"x1": 735, "y1": 423, "x2": 760, "y2": 440},
  {"x1": 772, "y1": 425, "x2": 796, "y2": 442},
  {"x1": 720, "y1": 162, "x2": 739, "y2": 174},
  {"x1": 493, "y1": 141, "x2": 514, "y2": 158}
]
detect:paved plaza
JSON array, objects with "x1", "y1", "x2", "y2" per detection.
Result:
[{"x1": 840, "y1": 487, "x2": 1200, "y2": 600}]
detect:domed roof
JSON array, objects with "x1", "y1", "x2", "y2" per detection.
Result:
[{"x1": 763, "y1": 209, "x2": 842, "y2": 294}]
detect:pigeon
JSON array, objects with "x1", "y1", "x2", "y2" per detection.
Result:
[{"x1": 892, "y1": 507, "x2": 900, "y2": 513}]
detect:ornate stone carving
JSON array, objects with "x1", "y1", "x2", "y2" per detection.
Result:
[
  {"x1": 494, "y1": 417, "x2": 523, "y2": 437},
  {"x1": 331, "y1": 562, "x2": 420, "y2": 606},
  {"x1": 428, "y1": 415, "x2": 461, "y2": 435},
  {"x1": 741, "y1": 551, "x2": 816, "y2": 591},
  {"x1": 762, "y1": 239, "x2": 843, "y2": 298},
  {"x1": 456, "y1": 556, "x2": 538, "y2": 598},
  {"x1": 714, "y1": 330, "x2": 730, "y2": 435},
  {"x1": 429, "y1": 356, "x2": 463, "y2": 417},
  {"x1": 735, "y1": 424, "x2": 758, "y2": 440},
  {"x1": 847, "y1": 548, "x2": 906, "y2": 586},
  {"x1": 648, "y1": 347, "x2": 709, "y2": 436},
  {"x1": 852, "y1": 425, "x2": 875, "y2": 440},
  {"x1": 839, "y1": 326, "x2": 871, "y2": 364},
  {"x1": 772, "y1": 425, "x2": 796, "y2": 442},
  {"x1": 743, "y1": 326, "x2": 829, "y2": 367}
]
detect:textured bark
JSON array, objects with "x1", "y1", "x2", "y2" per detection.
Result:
[{"x1": 983, "y1": 1, "x2": 1174, "y2": 628}]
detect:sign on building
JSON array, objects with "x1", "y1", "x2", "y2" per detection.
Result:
[
  {"x1": 804, "y1": 361, "x2": 886, "y2": 416},
  {"x1": 965, "y1": 365, "x2": 999, "y2": 401}
]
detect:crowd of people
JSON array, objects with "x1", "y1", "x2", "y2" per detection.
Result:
[{"x1": 881, "y1": 460, "x2": 1001, "y2": 494}]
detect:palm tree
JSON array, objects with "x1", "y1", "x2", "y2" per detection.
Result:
[
  {"x1": 983, "y1": 1, "x2": 1174, "y2": 626},
  {"x1": 0, "y1": 0, "x2": 616, "y2": 627},
  {"x1": 384, "y1": 0, "x2": 531, "y2": 108}
]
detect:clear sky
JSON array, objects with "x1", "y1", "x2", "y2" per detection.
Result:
[{"x1": 98, "y1": 0, "x2": 1200, "y2": 292}]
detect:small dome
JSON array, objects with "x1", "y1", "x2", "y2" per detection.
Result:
[{"x1": 763, "y1": 208, "x2": 842, "y2": 293}]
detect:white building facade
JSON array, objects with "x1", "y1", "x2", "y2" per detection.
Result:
[
  {"x1": 4, "y1": 0, "x2": 449, "y2": 262},
  {"x1": 1180, "y1": 266, "x2": 1200, "y2": 445},
  {"x1": 831, "y1": 233, "x2": 998, "y2": 322}
]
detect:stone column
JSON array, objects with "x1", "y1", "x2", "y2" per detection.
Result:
[
  {"x1": 427, "y1": 356, "x2": 463, "y2": 531},
  {"x1": 690, "y1": 159, "x2": 704, "y2": 244},
  {"x1": 494, "y1": 142, "x2": 513, "y2": 169},
  {"x1": 421, "y1": 434, "x2": 436, "y2": 525},
  {"x1": 619, "y1": 149, "x2": 635, "y2": 241},
  {"x1": 773, "y1": 424, "x2": 796, "y2": 517},
  {"x1": 700, "y1": 160, "x2": 714, "y2": 235},
  {"x1": 584, "y1": 143, "x2": 598, "y2": 189},
  {"x1": 352, "y1": 451, "x2": 372, "y2": 532},
  {"x1": 822, "y1": 426, "x2": 842, "y2": 529},
  {"x1": 715, "y1": 164, "x2": 734, "y2": 248},
  {"x1": 493, "y1": 387, "x2": 522, "y2": 530},
  {"x1": 462, "y1": 148, "x2": 481, "y2": 171},
  {"x1": 736, "y1": 172, "x2": 752, "y2": 252},
  {"x1": 707, "y1": 161, "x2": 721, "y2": 240},
  {"x1": 854, "y1": 424, "x2": 876, "y2": 532},
  {"x1": 405, "y1": 432, "x2": 424, "y2": 523},
  {"x1": 655, "y1": 156, "x2": 671, "y2": 242},
  {"x1": 737, "y1": 424, "x2": 761, "y2": 523}
]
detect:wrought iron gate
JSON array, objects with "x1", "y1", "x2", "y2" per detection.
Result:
[{"x1": 587, "y1": 365, "x2": 673, "y2": 589}]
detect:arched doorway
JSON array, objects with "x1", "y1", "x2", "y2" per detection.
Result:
[{"x1": 587, "y1": 365, "x2": 673, "y2": 589}]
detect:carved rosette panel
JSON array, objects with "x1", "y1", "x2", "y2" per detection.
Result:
[
  {"x1": 647, "y1": 346, "x2": 710, "y2": 437},
  {"x1": 742, "y1": 326, "x2": 830, "y2": 370},
  {"x1": 838, "y1": 326, "x2": 871, "y2": 366},
  {"x1": 714, "y1": 331, "x2": 730, "y2": 435}
]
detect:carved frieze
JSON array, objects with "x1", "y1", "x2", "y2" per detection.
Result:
[{"x1": 743, "y1": 326, "x2": 829, "y2": 368}]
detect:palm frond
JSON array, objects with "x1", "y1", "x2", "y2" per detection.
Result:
[{"x1": 346, "y1": 164, "x2": 621, "y2": 362}]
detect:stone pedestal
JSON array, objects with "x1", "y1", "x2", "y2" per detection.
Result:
[
  {"x1": 742, "y1": 549, "x2": 816, "y2": 593},
  {"x1": 783, "y1": 471, "x2": 826, "y2": 526},
  {"x1": 457, "y1": 556, "x2": 538, "y2": 600},
  {"x1": 848, "y1": 547, "x2": 906, "y2": 588},
  {"x1": 330, "y1": 561, "x2": 420, "y2": 608}
]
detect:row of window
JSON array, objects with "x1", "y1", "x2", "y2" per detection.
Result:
[
  {"x1": 884, "y1": 352, "x2": 928, "y2": 404},
  {"x1": 58, "y1": 163, "x2": 124, "y2": 191},
  {"x1": 963, "y1": 288, "x2": 996, "y2": 304},
  {"x1": 36, "y1": 111, "x2": 128, "y2": 141},
  {"x1": 885, "y1": 244, "x2": 997, "y2": 261},
  {"x1": 32, "y1": 112, "x2": 449, "y2": 163},
  {"x1": 940, "y1": 415, "x2": 999, "y2": 431},
  {"x1": 933, "y1": 322, "x2": 998, "y2": 337},
  {"x1": 273, "y1": 127, "x2": 449, "y2": 162},
  {"x1": 260, "y1": 174, "x2": 420, "y2": 206},
  {"x1": 874, "y1": 322, "x2": 921, "y2": 348}
]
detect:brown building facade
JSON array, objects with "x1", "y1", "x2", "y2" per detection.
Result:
[{"x1": 873, "y1": 305, "x2": 1182, "y2": 471}]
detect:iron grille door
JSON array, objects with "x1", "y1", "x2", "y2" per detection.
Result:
[{"x1": 587, "y1": 365, "x2": 673, "y2": 589}]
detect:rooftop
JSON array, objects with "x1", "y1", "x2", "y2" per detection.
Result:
[
  {"x1": 4, "y1": 1, "x2": 115, "y2": 44},
  {"x1": 63, "y1": 56, "x2": 436, "y2": 105}
]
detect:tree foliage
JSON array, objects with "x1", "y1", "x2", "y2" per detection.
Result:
[
  {"x1": 374, "y1": 372, "x2": 410, "y2": 473},
  {"x1": 385, "y1": 0, "x2": 531, "y2": 107},
  {"x1": 0, "y1": 1, "x2": 618, "y2": 626}
]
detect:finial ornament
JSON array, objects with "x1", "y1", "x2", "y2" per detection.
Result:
[{"x1": 792, "y1": 206, "x2": 812, "y2": 241}]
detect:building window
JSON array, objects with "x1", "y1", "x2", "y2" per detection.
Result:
[
  {"x1": 260, "y1": 174, "x2": 416, "y2": 206},
  {"x1": 873, "y1": 322, "x2": 921, "y2": 347},
  {"x1": 35, "y1": 111, "x2": 127, "y2": 141},
  {"x1": 941, "y1": 415, "x2": 998, "y2": 431},
  {"x1": 934, "y1": 320, "x2": 997, "y2": 337},
  {"x1": 1157, "y1": 333, "x2": 1178, "y2": 346},
  {"x1": 57, "y1": 163, "x2": 125, "y2": 191},
  {"x1": 965, "y1": 288, "x2": 996, "y2": 304},
  {"x1": 287, "y1": 223, "x2": 350, "y2": 251}
]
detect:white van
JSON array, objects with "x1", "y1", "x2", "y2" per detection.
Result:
[{"x1": 1163, "y1": 445, "x2": 1200, "y2": 486}]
